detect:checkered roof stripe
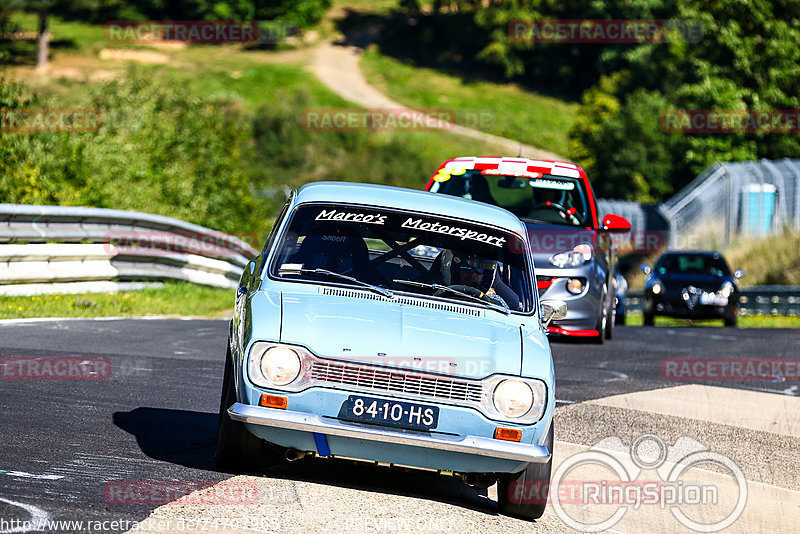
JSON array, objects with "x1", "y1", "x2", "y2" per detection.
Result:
[{"x1": 441, "y1": 157, "x2": 582, "y2": 178}]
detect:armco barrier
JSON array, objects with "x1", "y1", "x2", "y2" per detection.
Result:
[
  {"x1": 0, "y1": 204, "x2": 258, "y2": 295},
  {"x1": 624, "y1": 286, "x2": 800, "y2": 316}
]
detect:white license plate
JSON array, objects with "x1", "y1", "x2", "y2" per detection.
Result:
[{"x1": 700, "y1": 292, "x2": 728, "y2": 306}]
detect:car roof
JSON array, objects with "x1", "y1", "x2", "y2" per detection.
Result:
[
  {"x1": 293, "y1": 181, "x2": 527, "y2": 236},
  {"x1": 434, "y1": 156, "x2": 587, "y2": 179}
]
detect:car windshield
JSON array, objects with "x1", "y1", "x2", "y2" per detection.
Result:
[
  {"x1": 656, "y1": 254, "x2": 731, "y2": 277},
  {"x1": 429, "y1": 170, "x2": 590, "y2": 227},
  {"x1": 269, "y1": 203, "x2": 534, "y2": 313}
]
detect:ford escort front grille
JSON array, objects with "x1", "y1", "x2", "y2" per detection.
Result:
[
  {"x1": 320, "y1": 287, "x2": 482, "y2": 317},
  {"x1": 308, "y1": 359, "x2": 484, "y2": 403}
]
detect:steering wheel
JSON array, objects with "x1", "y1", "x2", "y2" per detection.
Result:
[
  {"x1": 434, "y1": 284, "x2": 496, "y2": 303},
  {"x1": 533, "y1": 201, "x2": 580, "y2": 225}
]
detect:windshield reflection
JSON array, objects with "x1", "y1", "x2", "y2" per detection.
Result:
[{"x1": 270, "y1": 204, "x2": 533, "y2": 313}]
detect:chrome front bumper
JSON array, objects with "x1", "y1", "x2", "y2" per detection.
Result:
[{"x1": 228, "y1": 403, "x2": 551, "y2": 464}]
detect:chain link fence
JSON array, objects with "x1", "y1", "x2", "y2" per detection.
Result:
[{"x1": 659, "y1": 158, "x2": 800, "y2": 249}]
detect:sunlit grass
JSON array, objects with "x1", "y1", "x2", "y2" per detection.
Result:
[
  {"x1": 0, "y1": 283, "x2": 233, "y2": 319},
  {"x1": 360, "y1": 45, "x2": 577, "y2": 157},
  {"x1": 624, "y1": 311, "x2": 800, "y2": 328}
]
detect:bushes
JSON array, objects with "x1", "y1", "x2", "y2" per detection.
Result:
[
  {"x1": 1, "y1": 70, "x2": 267, "y2": 236},
  {"x1": 2, "y1": 66, "x2": 490, "y2": 238}
]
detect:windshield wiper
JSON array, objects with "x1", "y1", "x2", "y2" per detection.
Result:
[
  {"x1": 279, "y1": 265, "x2": 393, "y2": 298},
  {"x1": 392, "y1": 279, "x2": 509, "y2": 315}
]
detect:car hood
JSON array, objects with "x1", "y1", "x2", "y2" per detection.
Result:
[
  {"x1": 522, "y1": 221, "x2": 597, "y2": 267},
  {"x1": 278, "y1": 291, "x2": 521, "y2": 379}
]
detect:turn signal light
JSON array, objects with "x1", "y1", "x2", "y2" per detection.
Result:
[
  {"x1": 259, "y1": 394, "x2": 288, "y2": 409},
  {"x1": 494, "y1": 427, "x2": 523, "y2": 442}
]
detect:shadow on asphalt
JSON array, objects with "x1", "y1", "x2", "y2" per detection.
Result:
[
  {"x1": 114, "y1": 407, "x2": 501, "y2": 517},
  {"x1": 260, "y1": 455, "x2": 499, "y2": 517},
  {"x1": 113, "y1": 407, "x2": 218, "y2": 470}
]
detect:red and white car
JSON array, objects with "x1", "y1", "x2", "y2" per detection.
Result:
[{"x1": 426, "y1": 156, "x2": 630, "y2": 342}]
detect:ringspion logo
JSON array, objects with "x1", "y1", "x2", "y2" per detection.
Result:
[{"x1": 549, "y1": 435, "x2": 747, "y2": 532}]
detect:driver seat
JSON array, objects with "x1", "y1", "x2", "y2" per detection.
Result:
[{"x1": 293, "y1": 233, "x2": 370, "y2": 276}]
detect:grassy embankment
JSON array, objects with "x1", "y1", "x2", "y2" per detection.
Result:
[{"x1": 360, "y1": 46, "x2": 578, "y2": 158}]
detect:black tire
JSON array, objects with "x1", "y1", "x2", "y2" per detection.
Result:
[
  {"x1": 643, "y1": 312, "x2": 655, "y2": 326},
  {"x1": 591, "y1": 285, "x2": 607, "y2": 344},
  {"x1": 615, "y1": 308, "x2": 626, "y2": 326},
  {"x1": 724, "y1": 314, "x2": 738, "y2": 327},
  {"x1": 214, "y1": 346, "x2": 264, "y2": 472},
  {"x1": 605, "y1": 288, "x2": 616, "y2": 340},
  {"x1": 497, "y1": 424, "x2": 553, "y2": 520}
]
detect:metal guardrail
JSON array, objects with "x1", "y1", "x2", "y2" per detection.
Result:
[
  {"x1": 625, "y1": 286, "x2": 800, "y2": 316},
  {"x1": 0, "y1": 204, "x2": 258, "y2": 295}
]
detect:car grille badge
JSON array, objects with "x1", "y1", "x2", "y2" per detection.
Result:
[{"x1": 682, "y1": 286, "x2": 700, "y2": 310}]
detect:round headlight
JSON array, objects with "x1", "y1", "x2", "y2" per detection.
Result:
[
  {"x1": 260, "y1": 346, "x2": 301, "y2": 386},
  {"x1": 720, "y1": 281, "x2": 734, "y2": 299},
  {"x1": 493, "y1": 380, "x2": 534, "y2": 418},
  {"x1": 651, "y1": 280, "x2": 663, "y2": 295}
]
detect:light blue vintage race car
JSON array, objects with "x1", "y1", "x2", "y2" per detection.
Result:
[{"x1": 216, "y1": 182, "x2": 564, "y2": 520}]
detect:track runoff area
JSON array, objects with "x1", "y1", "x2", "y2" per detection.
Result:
[{"x1": 0, "y1": 318, "x2": 797, "y2": 533}]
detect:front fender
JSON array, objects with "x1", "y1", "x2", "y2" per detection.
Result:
[{"x1": 519, "y1": 323, "x2": 556, "y2": 443}]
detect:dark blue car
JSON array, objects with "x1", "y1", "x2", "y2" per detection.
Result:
[{"x1": 641, "y1": 250, "x2": 744, "y2": 327}]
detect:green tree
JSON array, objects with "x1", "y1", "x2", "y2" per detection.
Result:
[{"x1": 568, "y1": 0, "x2": 800, "y2": 200}]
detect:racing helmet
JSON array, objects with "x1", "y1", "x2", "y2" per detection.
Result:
[{"x1": 440, "y1": 250, "x2": 497, "y2": 288}]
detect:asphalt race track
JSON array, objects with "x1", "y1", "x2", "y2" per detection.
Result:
[{"x1": 1, "y1": 318, "x2": 798, "y2": 533}]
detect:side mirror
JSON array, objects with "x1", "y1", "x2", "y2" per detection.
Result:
[
  {"x1": 640, "y1": 264, "x2": 651, "y2": 275},
  {"x1": 540, "y1": 299, "x2": 567, "y2": 328},
  {"x1": 602, "y1": 213, "x2": 631, "y2": 233},
  {"x1": 734, "y1": 269, "x2": 745, "y2": 279}
]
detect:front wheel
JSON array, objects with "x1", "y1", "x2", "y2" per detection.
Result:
[
  {"x1": 215, "y1": 346, "x2": 264, "y2": 472},
  {"x1": 497, "y1": 424, "x2": 553, "y2": 520},
  {"x1": 605, "y1": 288, "x2": 616, "y2": 340},
  {"x1": 724, "y1": 314, "x2": 738, "y2": 327},
  {"x1": 591, "y1": 285, "x2": 607, "y2": 344}
]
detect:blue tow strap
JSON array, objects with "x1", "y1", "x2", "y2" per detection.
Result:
[{"x1": 313, "y1": 433, "x2": 330, "y2": 457}]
